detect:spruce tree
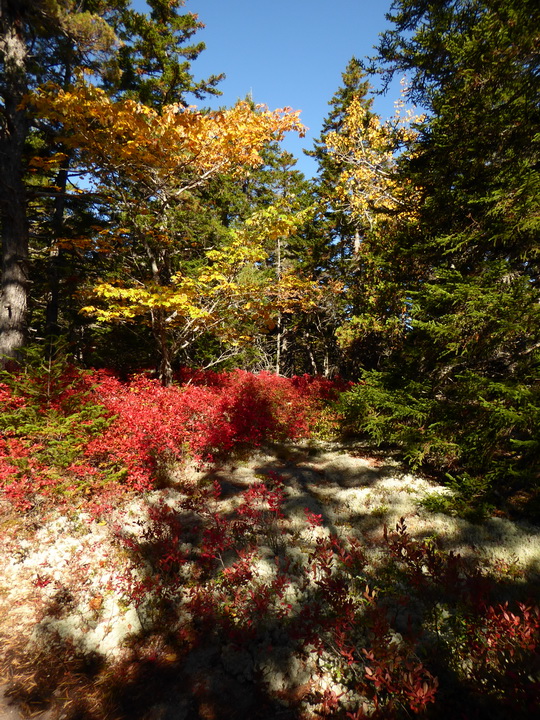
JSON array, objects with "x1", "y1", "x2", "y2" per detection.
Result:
[
  {"x1": 0, "y1": 0, "x2": 121, "y2": 362},
  {"x1": 299, "y1": 59, "x2": 374, "y2": 376},
  {"x1": 109, "y1": 0, "x2": 223, "y2": 109},
  {"x1": 345, "y1": 0, "x2": 540, "y2": 512},
  {"x1": 306, "y1": 57, "x2": 410, "y2": 376},
  {"x1": 309, "y1": 57, "x2": 373, "y2": 266}
]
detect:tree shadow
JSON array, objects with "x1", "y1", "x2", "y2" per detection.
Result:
[{"x1": 2, "y1": 440, "x2": 539, "y2": 719}]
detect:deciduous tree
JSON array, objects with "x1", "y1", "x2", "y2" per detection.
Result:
[
  {"x1": 33, "y1": 85, "x2": 307, "y2": 382},
  {"x1": 0, "y1": 0, "x2": 221, "y2": 364}
]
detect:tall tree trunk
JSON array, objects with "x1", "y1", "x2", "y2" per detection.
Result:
[
  {"x1": 0, "y1": 0, "x2": 30, "y2": 364},
  {"x1": 155, "y1": 311, "x2": 173, "y2": 386},
  {"x1": 275, "y1": 235, "x2": 282, "y2": 375},
  {"x1": 45, "y1": 159, "x2": 71, "y2": 349},
  {"x1": 143, "y1": 237, "x2": 174, "y2": 385},
  {"x1": 0, "y1": 179, "x2": 28, "y2": 364}
]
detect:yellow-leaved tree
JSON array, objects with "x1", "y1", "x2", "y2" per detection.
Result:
[
  {"x1": 32, "y1": 84, "x2": 313, "y2": 382},
  {"x1": 325, "y1": 91, "x2": 421, "y2": 230},
  {"x1": 324, "y1": 87, "x2": 423, "y2": 352}
]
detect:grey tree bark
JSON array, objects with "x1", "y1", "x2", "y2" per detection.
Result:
[{"x1": 0, "y1": 0, "x2": 30, "y2": 364}]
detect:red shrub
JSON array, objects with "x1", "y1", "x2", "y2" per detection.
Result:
[{"x1": 82, "y1": 368, "x2": 343, "y2": 492}]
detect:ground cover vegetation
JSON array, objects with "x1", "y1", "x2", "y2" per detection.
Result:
[
  {"x1": 0, "y1": 360, "x2": 539, "y2": 718},
  {"x1": 1, "y1": 0, "x2": 539, "y2": 717}
]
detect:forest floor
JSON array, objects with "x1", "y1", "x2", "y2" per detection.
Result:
[{"x1": 1, "y1": 440, "x2": 539, "y2": 720}]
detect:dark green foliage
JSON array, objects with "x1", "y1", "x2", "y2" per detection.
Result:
[
  {"x1": 339, "y1": 0, "x2": 540, "y2": 516},
  {"x1": 308, "y1": 56, "x2": 371, "y2": 189},
  {"x1": 299, "y1": 58, "x2": 380, "y2": 377},
  {"x1": 245, "y1": 144, "x2": 315, "y2": 375},
  {"x1": 109, "y1": 0, "x2": 223, "y2": 109},
  {"x1": 1, "y1": 0, "x2": 224, "y2": 364},
  {"x1": 308, "y1": 57, "x2": 374, "y2": 286}
]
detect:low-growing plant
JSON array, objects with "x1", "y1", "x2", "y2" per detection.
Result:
[
  {"x1": 1, "y1": 364, "x2": 346, "y2": 511},
  {"x1": 370, "y1": 504, "x2": 390, "y2": 518},
  {"x1": 2, "y1": 361, "x2": 538, "y2": 718},
  {"x1": 419, "y1": 473, "x2": 496, "y2": 521},
  {"x1": 0, "y1": 361, "x2": 117, "y2": 509},
  {"x1": 337, "y1": 369, "x2": 540, "y2": 522}
]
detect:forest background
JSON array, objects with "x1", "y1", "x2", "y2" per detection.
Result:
[
  {"x1": 0, "y1": 2, "x2": 539, "y2": 717},
  {"x1": 0, "y1": 0, "x2": 539, "y2": 519}
]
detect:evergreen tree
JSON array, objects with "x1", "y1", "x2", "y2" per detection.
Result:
[
  {"x1": 308, "y1": 57, "x2": 373, "y2": 268},
  {"x1": 305, "y1": 57, "x2": 407, "y2": 377},
  {"x1": 344, "y1": 0, "x2": 540, "y2": 512},
  {"x1": 0, "y1": 1, "x2": 138, "y2": 363},
  {"x1": 109, "y1": 0, "x2": 223, "y2": 109}
]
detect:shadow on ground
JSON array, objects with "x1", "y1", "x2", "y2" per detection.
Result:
[{"x1": 1, "y1": 440, "x2": 539, "y2": 719}]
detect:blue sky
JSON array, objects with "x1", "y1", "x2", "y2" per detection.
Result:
[{"x1": 132, "y1": 1, "x2": 399, "y2": 178}]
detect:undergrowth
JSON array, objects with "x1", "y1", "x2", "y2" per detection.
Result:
[
  {"x1": 0, "y1": 363, "x2": 538, "y2": 719},
  {"x1": 0, "y1": 363, "x2": 345, "y2": 512}
]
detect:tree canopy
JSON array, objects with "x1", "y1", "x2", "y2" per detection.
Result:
[{"x1": 1, "y1": 0, "x2": 538, "y2": 512}]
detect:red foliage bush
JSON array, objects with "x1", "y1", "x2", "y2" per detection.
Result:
[
  {"x1": 1, "y1": 366, "x2": 344, "y2": 509},
  {"x1": 83, "y1": 368, "x2": 340, "y2": 491},
  {"x1": 4, "y1": 365, "x2": 539, "y2": 718}
]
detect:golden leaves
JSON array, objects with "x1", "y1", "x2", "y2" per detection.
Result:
[
  {"x1": 81, "y1": 219, "x2": 316, "y2": 344},
  {"x1": 28, "y1": 152, "x2": 68, "y2": 171},
  {"x1": 31, "y1": 83, "x2": 312, "y2": 348},
  {"x1": 32, "y1": 84, "x2": 305, "y2": 191},
  {"x1": 325, "y1": 94, "x2": 423, "y2": 231}
]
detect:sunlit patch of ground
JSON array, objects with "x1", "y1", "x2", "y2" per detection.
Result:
[{"x1": 0, "y1": 440, "x2": 539, "y2": 719}]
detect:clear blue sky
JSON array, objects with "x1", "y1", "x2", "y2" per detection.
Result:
[{"x1": 132, "y1": 0, "x2": 399, "y2": 178}]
